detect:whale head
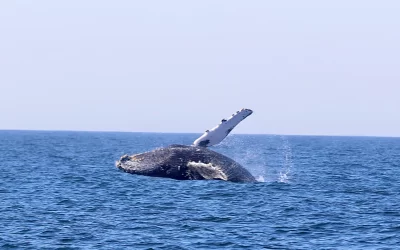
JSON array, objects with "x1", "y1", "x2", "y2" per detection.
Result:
[{"x1": 116, "y1": 147, "x2": 187, "y2": 179}]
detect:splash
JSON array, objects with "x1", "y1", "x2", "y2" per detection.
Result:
[
  {"x1": 214, "y1": 134, "x2": 294, "y2": 183},
  {"x1": 255, "y1": 175, "x2": 265, "y2": 182},
  {"x1": 217, "y1": 135, "x2": 269, "y2": 182},
  {"x1": 278, "y1": 136, "x2": 293, "y2": 183}
]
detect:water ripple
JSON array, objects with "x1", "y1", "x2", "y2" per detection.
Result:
[{"x1": 1, "y1": 131, "x2": 400, "y2": 249}]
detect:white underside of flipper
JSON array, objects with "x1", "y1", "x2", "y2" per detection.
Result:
[{"x1": 193, "y1": 108, "x2": 253, "y2": 147}]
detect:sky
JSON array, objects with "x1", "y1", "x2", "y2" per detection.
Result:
[{"x1": 1, "y1": 0, "x2": 399, "y2": 136}]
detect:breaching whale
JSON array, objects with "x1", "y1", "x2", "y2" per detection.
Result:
[{"x1": 116, "y1": 108, "x2": 256, "y2": 182}]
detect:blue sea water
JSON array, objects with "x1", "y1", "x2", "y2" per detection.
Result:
[{"x1": 1, "y1": 131, "x2": 399, "y2": 249}]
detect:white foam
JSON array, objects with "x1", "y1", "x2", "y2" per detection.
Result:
[{"x1": 255, "y1": 175, "x2": 265, "y2": 182}]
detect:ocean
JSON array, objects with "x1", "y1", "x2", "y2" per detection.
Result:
[{"x1": 1, "y1": 131, "x2": 399, "y2": 249}]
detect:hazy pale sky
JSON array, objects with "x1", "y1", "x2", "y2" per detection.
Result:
[{"x1": 1, "y1": 1, "x2": 399, "y2": 136}]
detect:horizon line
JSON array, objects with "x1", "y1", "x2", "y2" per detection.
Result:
[{"x1": 0, "y1": 128, "x2": 399, "y2": 139}]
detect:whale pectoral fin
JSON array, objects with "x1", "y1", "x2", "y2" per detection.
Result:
[
  {"x1": 186, "y1": 161, "x2": 228, "y2": 181},
  {"x1": 193, "y1": 108, "x2": 253, "y2": 147}
]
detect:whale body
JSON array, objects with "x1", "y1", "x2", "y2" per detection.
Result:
[{"x1": 116, "y1": 144, "x2": 256, "y2": 182}]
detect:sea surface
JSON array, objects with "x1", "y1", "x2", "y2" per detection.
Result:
[{"x1": 1, "y1": 131, "x2": 399, "y2": 249}]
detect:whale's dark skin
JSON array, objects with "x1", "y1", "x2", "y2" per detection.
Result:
[{"x1": 116, "y1": 144, "x2": 256, "y2": 182}]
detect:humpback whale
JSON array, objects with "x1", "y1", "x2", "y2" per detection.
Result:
[{"x1": 116, "y1": 108, "x2": 256, "y2": 182}]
